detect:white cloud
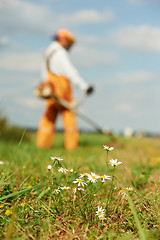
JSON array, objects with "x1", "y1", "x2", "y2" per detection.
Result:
[
  {"x1": 0, "y1": 36, "x2": 9, "y2": 46},
  {"x1": 0, "y1": 0, "x2": 53, "y2": 35},
  {"x1": 77, "y1": 34, "x2": 99, "y2": 44},
  {"x1": 60, "y1": 9, "x2": 115, "y2": 26},
  {"x1": 107, "y1": 25, "x2": 160, "y2": 53},
  {"x1": 99, "y1": 71, "x2": 159, "y2": 87},
  {"x1": 0, "y1": 0, "x2": 115, "y2": 36},
  {"x1": 117, "y1": 71, "x2": 159, "y2": 84},
  {"x1": 128, "y1": 0, "x2": 144, "y2": 4},
  {"x1": 71, "y1": 45, "x2": 120, "y2": 67},
  {"x1": 0, "y1": 52, "x2": 41, "y2": 71},
  {"x1": 128, "y1": 0, "x2": 160, "y2": 4},
  {"x1": 116, "y1": 103, "x2": 132, "y2": 112},
  {"x1": 15, "y1": 97, "x2": 43, "y2": 108},
  {"x1": 0, "y1": 88, "x2": 18, "y2": 97}
]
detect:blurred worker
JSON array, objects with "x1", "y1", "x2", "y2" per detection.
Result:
[{"x1": 36, "y1": 29, "x2": 94, "y2": 150}]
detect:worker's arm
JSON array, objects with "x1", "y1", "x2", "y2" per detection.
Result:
[{"x1": 49, "y1": 47, "x2": 93, "y2": 93}]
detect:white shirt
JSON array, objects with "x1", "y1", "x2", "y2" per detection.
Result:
[{"x1": 42, "y1": 41, "x2": 89, "y2": 91}]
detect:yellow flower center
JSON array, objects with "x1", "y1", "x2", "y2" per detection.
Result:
[
  {"x1": 91, "y1": 176, "x2": 95, "y2": 179},
  {"x1": 119, "y1": 190, "x2": 125, "y2": 194},
  {"x1": 78, "y1": 179, "x2": 82, "y2": 182},
  {"x1": 101, "y1": 175, "x2": 105, "y2": 178}
]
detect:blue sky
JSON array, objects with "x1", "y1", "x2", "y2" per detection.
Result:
[{"x1": 1, "y1": 0, "x2": 160, "y2": 133}]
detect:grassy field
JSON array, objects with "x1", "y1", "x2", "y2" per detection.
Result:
[{"x1": 0, "y1": 128, "x2": 160, "y2": 239}]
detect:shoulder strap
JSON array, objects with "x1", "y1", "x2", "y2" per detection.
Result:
[{"x1": 46, "y1": 49, "x2": 57, "y2": 72}]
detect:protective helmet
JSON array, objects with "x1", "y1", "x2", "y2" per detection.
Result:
[{"x1": 55, "y1": 29, "x2": 75, "y2": 44}]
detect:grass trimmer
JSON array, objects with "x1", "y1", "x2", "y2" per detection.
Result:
[{"x1": 34, "y1": 84, "x2": 110, "y2": 135}]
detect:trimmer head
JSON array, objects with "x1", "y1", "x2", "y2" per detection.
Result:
[{"x1": 33, "y1": 83, "x2": 53, "y2": 99}]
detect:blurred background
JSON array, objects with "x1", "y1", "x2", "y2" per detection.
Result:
[{"x1": 0, "y1": 0, "x2": 160, "y2": 135}]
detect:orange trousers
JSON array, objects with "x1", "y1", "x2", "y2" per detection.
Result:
[{"x1": 36, "y1": 72, "x2": 79, "y2": 150}]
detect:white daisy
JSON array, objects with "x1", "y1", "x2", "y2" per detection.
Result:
[
  {"x1": 73, "y1": 187, "x2": 84, "y2": 193},
  {"x1": 73, "y1": 178, "x2": 87, "y2": 187},
  {"x1": 126, "y1": 187, "x2": 133, "y2": 191},
  {"x1": 99, "y1": 215, "x2": 106, "y2": 221},
  {"x1": 51, "y1": 156, "x2": 63, "y2": 164},
  {"x1": 53, "y1": 188, "x2": 60, "y2": 194},
  {"x1": 47, "y1": 165, "x2": 52, "y2": 170},
  {"x1": 79, "y1": 173, "x2": 88, "y2": 178},
  {"x1": 119, "y1": 190, "x2": 127, "y2": 198},
  {"x1": 87, "y1": 172, "x2": 100, "y2": 183},
  {"x1": 58, "y1": 167, "x2": 68, "y2": 173},
  {"x1": 96, "y1": 206, "x2": 106, "y2": 220},
  {"x1": 100, "y1": 175, "x2": 111, "y2": 183},
  {"x1": 60, "y1": 186, "x2": 71, "y2": 190},
  {"x1": 103, "y1": 145, "x2": 114, "y2": 151},
  {"x1": 109, "y1": 159, "x2": 122, "y2": 167}
]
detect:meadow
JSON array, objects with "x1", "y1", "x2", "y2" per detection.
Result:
[{"x1": 0, "y1": 125, "x2": 160, "y2": 239}]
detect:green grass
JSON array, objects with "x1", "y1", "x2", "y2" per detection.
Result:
[{"x1": 0, "y1": 129, "x2": 160, "y2": 239}]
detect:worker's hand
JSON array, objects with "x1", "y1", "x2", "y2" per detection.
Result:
[{"x1": 86, "y1": 86, "x2": 94, "y2": 95}]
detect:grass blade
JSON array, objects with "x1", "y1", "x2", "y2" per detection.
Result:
[
  {"x1": 127, "y1": 193, "x2": 146, "y2": 240},
  {"x1": 36, "y1": 187, "x2": 50, "y2": 201},
  {"x1": 0, "y1": 129, "x2": 26, "y2": 186},
  {"x1": 0, "y1": 185, "x2": 40, "y2": 201}
]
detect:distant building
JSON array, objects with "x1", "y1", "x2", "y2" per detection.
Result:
[{"x1": 123, "y1": 127, "x2": 133, "y2": 138}]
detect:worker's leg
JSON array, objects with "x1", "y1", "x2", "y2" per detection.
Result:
[
  {"x1": 62, "y1": 109, "x2": 79, "y2": 150},
  {"x1": 36, "y1": 104, "x2": 58, "y2": 149}
]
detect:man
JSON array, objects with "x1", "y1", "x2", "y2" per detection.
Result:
[{"x1": 36, "y1": 29, "x2": 94, "y2": 150}]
